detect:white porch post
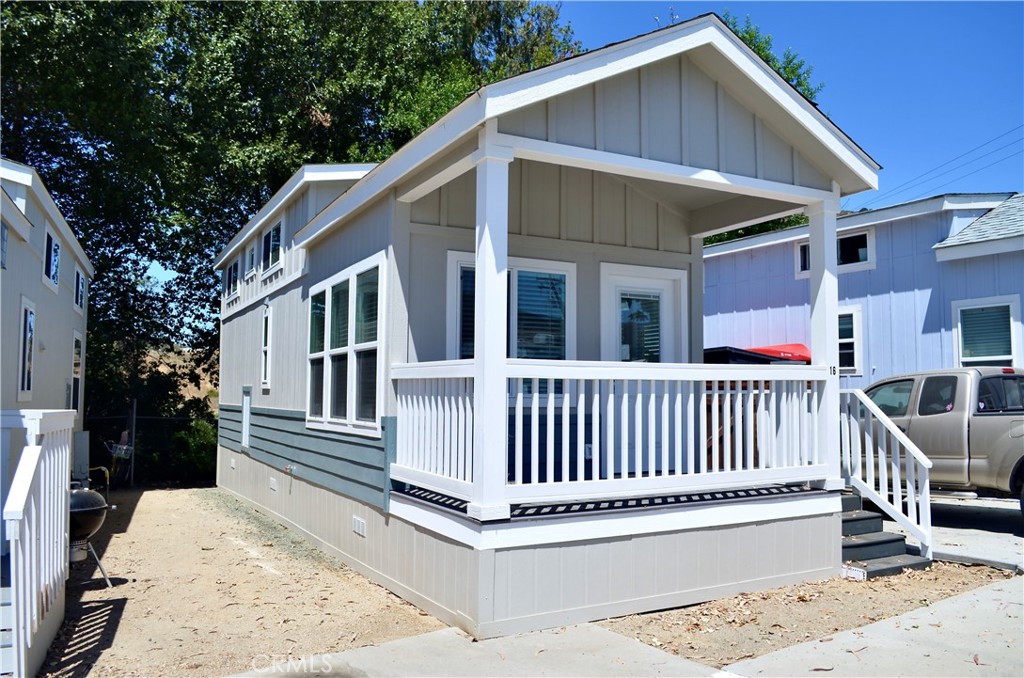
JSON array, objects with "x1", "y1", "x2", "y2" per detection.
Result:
[
  {"x1": 468, "y1": 125, "x2": 514, "y2": 521},
  {"x1": 807, "y1": 188, "x2": 844, "y2": 490}
]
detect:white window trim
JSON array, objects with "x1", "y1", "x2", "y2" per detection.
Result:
[
  {"x1": 306, "y1": 250, "x2": 386, "y2": 437},
  {"x1": 71, "y1": 330, "x2": 84, "y2": 412},
  {"x1": 42, "y1": 223, "x2": 60, "y2": 293},
  {"x1": 261, "y1": 221, "x2": 283, "y2": 279},
  {"x1": 245, "y1": 245, "x2": 257, "y2": 279},
  {"x1": 261, "y1": 304, "x2": 272, "y2": 389},
  {"x1": 838, "y1": 304, "x2": 863, "y2": 376},
  {"x1": 74, "y1": 265, "x2": 86, "y2": 314},
  {"x1": 599, "y1": 262, "x2": 688, "y2": 363},
  {"x1": 952, "y1": 294, "x2": 1022, "y2": 368},
  {"x1": 795, "y1": 228, "x2": 876, "y2": 279},
  {"x1": 223, "y1": 258, "x2": 241, "y2": 300},
  {"x1": 445, "y1": 251, "x2": 577, "y2": 361},
  {"x1": 18, "y1": 296, "x2": 36, "y2": 402}
]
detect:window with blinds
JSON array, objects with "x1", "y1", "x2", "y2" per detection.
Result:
[
  {"x1": 456, "y1": 265, "x2": 568, "y2": 360},
  {"x1": 960, "y1": 304, "x2": 1013, "y2": 366}
]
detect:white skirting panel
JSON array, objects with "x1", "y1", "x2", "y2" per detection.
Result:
[{"x1": 218, "y1": 446, "x2": 840, "y2": 639}]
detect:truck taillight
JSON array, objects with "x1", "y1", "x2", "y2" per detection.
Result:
[{"x1": 1002, "y1": 368, "x2": 1016, "y2": 374}]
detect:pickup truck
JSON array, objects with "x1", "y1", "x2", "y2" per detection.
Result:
[{"x1": 864, "y1": 367, "x2": 1024, "y2": 514}]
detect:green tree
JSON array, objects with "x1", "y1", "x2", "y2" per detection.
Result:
[{"x1": 1, "y1": 1, "x2": 579, "y2": 435}]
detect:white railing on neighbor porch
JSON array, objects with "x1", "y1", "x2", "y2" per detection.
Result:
[
  {"x1": 839, "y1": 390, "x2": 933, "y2": 559},
  {"x1": 393, "y1": 361, "x2": 830, "y2": 506},
  {"x1": 2, "y1": 410, "x2": 75, "y2": 678}
]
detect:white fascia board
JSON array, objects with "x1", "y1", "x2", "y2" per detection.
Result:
[
  {"x1": 215, "y1": 163, "x2": 377, "y2": 268},
  {"x1": 500, "y1": 132, "x2": 836, "y2": 205},
  {"x1": 708, "y1": 28, "x2": 879, "y2": 191},
  {"x1": 934, "y1": 235, "x2": 1024, "y2": 262},
  {"x1": 293, "y1": 95, "x2": 487, "y2": 250},
  {"x1": 483, "y1": 15, "x2": 877, "y2": 193},
  {"x1": 1, "y1": 158, "x2": 95, "y2": 277}
]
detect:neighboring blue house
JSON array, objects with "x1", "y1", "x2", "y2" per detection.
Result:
[{"x1": 704, "y1": 192, "x2": 1024, "y2": 389}]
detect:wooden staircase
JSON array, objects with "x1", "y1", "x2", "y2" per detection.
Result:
[{"x1": 841, "y1": 493, "x2": 932, "y2": 579}]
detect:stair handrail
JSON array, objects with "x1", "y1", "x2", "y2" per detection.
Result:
[{"x1": 839, "y1": 389, "x2": 933, "y2": 559}]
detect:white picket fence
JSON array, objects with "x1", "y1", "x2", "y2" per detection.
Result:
[
  {"x1": 2, "y1": 410, "x2": 74, "y2": 678},
  {"x1": 839, "y1": 390, "x2": 933, "y2": 558},
  {"x1": 393, "y1": 360, "x2": 830, "y2": 505}
]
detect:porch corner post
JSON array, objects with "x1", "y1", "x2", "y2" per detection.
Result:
[
  {"x1": 468, "y1": 123, "x2": 514, "y2": 521},
  {"x1": 807, "y1": 189, "x2": 843, "y2": 490}
]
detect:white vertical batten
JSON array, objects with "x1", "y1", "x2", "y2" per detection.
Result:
[
  {"x1": 468, "y1": 121, "x2": 514, "y2": 520},
  {"x1": 808, "y1": 183, "x2": 843, "y2": 490}
]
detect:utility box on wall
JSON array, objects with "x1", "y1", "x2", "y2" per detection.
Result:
[{"x1": 73, "y1": 430, "x2": 90, "y2": 482}]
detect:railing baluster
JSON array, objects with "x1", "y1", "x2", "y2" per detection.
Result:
[
  {"x1": 546, "y1": 378, "x2": 556, "y2": 484},
  {"x1": 531, "y1": 378, "x2": 540, "y2": 484},
  {"x1": 564, "y1": 379, "x2": 573, "y2": 483},
  {"x1": 743, "y1": 382, "x2": 754, "y2": 471},
  {"x1": 515, "y1": 379, "x2": 524, "y2": 484},
  {"x1": 698, "y1": 381, "x2": 707, "y2": 474},
  {"x1": 660, "y1": 380, "x2": 669, "y2": 477},
  {"x1": 605, "y1": 379, "x2": 614, "y2": 481},
  {"x1": 634, "y1": 380, "x2": 643, "y2": 478},
  {"x1": 647, "y1": 380, "x2": 656, "y2": 477},
  {"x1": 710, "y1": 381, "x2": 720, "y2": 473},
  {"x1": 590, "y1": 380, "x2": 600, "y2": 481},
  {"x1": 673, "y1": 381, "x2": 683, "y2": 476}
]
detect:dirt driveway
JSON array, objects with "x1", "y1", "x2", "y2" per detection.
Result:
[
  {"x1": 41, "y1": 487, "x2": 445, "y2": 677},
  {"x1": 40, "y1": 486, "x2": 1015, "y2": 676}
]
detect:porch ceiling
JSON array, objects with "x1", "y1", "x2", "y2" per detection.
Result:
[{"x1": 618, "y1": 174, "x2": 804, "y2": 236}]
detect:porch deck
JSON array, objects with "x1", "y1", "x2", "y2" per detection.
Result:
[{"x1": 391, "y1": 360, "x2": 835, "y2": 517}]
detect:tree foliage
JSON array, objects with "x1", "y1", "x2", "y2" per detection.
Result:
[{"x1": 1, "y1": 1, "x2": 579, "y2": 432}]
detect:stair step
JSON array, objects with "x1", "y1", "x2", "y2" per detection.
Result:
[
  {"x1": 840, "y1": 493, "x2": 862, "y2": 512},
  {"x1": 0, "y1": 630, "x2": 9, "y2": 648},
  {"x1": 0, "y1": 644, "x2": 11, "y2": 676},
  {"x1": 0, "y1": 604, "x2": 9, "y2": 631},
  {"x1": 845, "y1": 554, "x2": 933, "y2": 579},
  {"x1": 842, "y1": 531, "x2": 908, "y2": 562},
  {"x1": 841, "y1": 509, "x2": 883, "y2": 536}
]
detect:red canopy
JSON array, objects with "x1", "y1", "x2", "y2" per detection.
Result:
[{"x1": 746, "y1": 343, "x2": 812, "y2": 363}]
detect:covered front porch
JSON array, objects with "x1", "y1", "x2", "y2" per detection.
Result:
[{"x1": 388, "y1": 116, "x2": 851, "y2": 521}]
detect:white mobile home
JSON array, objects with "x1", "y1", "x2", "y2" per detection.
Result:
[
  {"x1": 215, "y1": 14, "x2": 901, "y2": 637},
  {"x1": 704, "y1": 192, "x2": 1024, "y2": 389}
]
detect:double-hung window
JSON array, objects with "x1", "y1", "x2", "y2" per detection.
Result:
[
  {"x1": 71, "y1": 333, "x2": 83, "y2": 411},
  {"x1": 262, "y1": 222, "x2": 282, "y2": 271},
  {"x1": 223, "y1": 259, "x2": 240, "y2": 297},
  {"x1": 44, "y1": 226, "x2": 60, "y2": 290},
  {"x1": 74, "y1": 266, "x2": 87, "y2": 311},
  {"x1": 261, "y1": 305, "x2": 272, "y2": 388},
  {"x1": 307, "y1": 252, "x2": 384, "y2": 434},
  {"x1": 796, "y1": 229, "x2": 875, "y2": 278},
  {"x1": 447, "y1": 252, "x2": 576, "y2": 361},
  {"x1": 18, "y1": 298, "x2": 35, "y2": 401},
  {"x1": 246, "y1": 245, "x2": 257, "y2": 277},
  {"x1": 953, "y1": 295, "x2": 1021, "y2": 367},
  {"x1": 838, "y1": 305, "x2": 863, "y2": 375}
]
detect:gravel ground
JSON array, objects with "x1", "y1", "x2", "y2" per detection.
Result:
[
  {"x1": 40, "y1": 487, "x2": 445, "y2": 677},
  {"x1": 600, "y1": 561, "x2": 1018, "y2": 668}
]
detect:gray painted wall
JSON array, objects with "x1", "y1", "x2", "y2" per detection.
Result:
[
  {"x1": 704, "y1": 210, "x2": 1024, "y2": 389},
  {"x1": 218, "y1": 447, "x2": 839, "y2": 638},
  {"x1": 401, "y1": 160, "x2": 698, "y2": 364},
  {"x1": 497, "y1": 54, "x2": 831, "y2": 191}
]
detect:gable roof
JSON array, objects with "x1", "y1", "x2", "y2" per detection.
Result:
[
  {"x1": 934, "y1": 193, "x2": 1023, "y2": 262},
  {"x1": 1, "y1": 157, "x2": 95, "y2": 277},
  {"x1": 292, "y1": 13, "x2": 879, "y2": 250}
]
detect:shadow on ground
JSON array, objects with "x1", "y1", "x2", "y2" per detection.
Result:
[
  {"x1": 38, "y1": 488, "x2": 145, "y2": 677},
  {"x1": 930, "y1": 500, "x2": 1023, "y2": 537}
]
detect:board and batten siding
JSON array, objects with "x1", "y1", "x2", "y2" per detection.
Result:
[
  {"x1": 401, "y1": 159, "x2": 698, "y2": 363},
  {"x1": 704, "y1": 211, "x2": 1024, "y2": 389},
  {"x1": 497, "y1": 54, "x2": 831, "y2": 191}
]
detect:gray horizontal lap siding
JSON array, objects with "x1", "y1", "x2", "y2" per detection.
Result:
[{"x1": 219, "y1": 405, "x2": 392, "y2": 510}]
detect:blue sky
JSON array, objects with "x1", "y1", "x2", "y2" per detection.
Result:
[{"x1": 554, "y1": 1, "x2": 1024, "y2": 211}]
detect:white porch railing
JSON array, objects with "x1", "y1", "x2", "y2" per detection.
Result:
[
  {"x1": 2, "y1": 410, "x2": 75, "y2": 678},
  {"x1": 839, "y1": 390, "x2": 933, "y2": 559},
  {"x1": 393, "y1": 360, "x2": 830, "y2": 506}
]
